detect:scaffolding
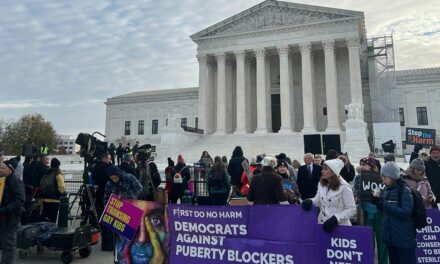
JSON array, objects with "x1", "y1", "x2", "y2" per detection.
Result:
[{"x1": 367, "y1": 35, "x2": 399, "y2": 122}]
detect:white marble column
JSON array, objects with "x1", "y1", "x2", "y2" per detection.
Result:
[
  {"x1": 205, "y1": 61, "x2": 215, "y2": 134},
  {"x1": 215, "y1": 53, "x2": 227, "y2": 134},
  {"x1": 255, "y1": 48, "x2": 269, "y2": 133},
  {"x1": 196, "y1": 54, "x2": 207, "y2": 133},
  {"x1": 234, "y1": 50, "x2": 247, "y2": 134},
  {"x1": 299, "y1": 43, "x2": 316, "y2": 132},
  {"x1": 347, "y1": 38, "x2": 363, "y2": 104},
  {"x1": 323, "y1": 40, "x2": 341, "y2": 132},
  {"x1": 278, "y1": 45, "x2": 293, "y2": 133}
]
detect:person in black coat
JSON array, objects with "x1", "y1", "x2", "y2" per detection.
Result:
[
  {"x1": 170, "y1": 154, "x2": 191, "y2": 203},
  {"x1": 108, "y1": 143, "x2": 116, "y2": 165},
  {"x1": 338, "y1": 155, "x2": 355, "y2": 183},
  {"x1": 91, "y1": 153, "x2": 112, "y2": 216},
  {"x1": 116, "y1": 143, "x2": 123, "y2": 165},
  {"x1": 227, "y1": 146, "x2": 246, "y2": 197},
  {"x1": 118, "y1": 154, "x2": 136, "y2": 176},
  {"x1": 297, "y1": 153, "x2": 322, "y2": 199}
]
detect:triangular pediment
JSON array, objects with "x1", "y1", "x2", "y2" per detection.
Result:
[{"x1": 191, "y1": 0, "x2": 363, "y2": 40}]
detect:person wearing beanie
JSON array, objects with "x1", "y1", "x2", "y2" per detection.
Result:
[
  {"x1": 0, "y1": 159, "x2": 25, "y2": 263},
  {"x1": 353, "y1": 157, "x2": 388, "y2": 264},
  {"x1": 410, "y1": 144, "x2": 440, "y2": 209},
  {"x1": 118, "y1": 154, "x2": 136, "y2": 176},
  {"x1": 374, "y1": 162, "x2": 416, "y2": 263},
  {"x1": 276, "y1": 160, "x2": 300, "y2": 204},
  {"x1": 103, "y1": 165, "x2": 142, "y2": 206},
  {"x1": 40, "y1": 157, "x2": 66, "y2": 223},
  {"x1": 170, "y1": 154, "x2": 190, "y2": 204},
  {"x1": 301, "y1": 159, "x2": 356, "y2": 233},
  {"x1": 247, "y1": 155, "x2": 287, "y2": 205},
  {"x1": 402, "y1": 158, "x2": 435, "y2": 209}
]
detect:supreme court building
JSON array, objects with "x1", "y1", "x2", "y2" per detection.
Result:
[{"x1": 105, "y1": 1, "x2": 440, "y2": 161}]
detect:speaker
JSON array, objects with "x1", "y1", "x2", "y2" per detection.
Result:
[{"x1": 382, "y1": 140, "x2": 396, "y2": 153}]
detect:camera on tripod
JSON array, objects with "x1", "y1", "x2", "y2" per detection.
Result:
[{"x1": 75, "y1": 133, "x2": 108, "y2": 162}]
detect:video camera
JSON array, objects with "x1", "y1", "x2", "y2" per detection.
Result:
[
  {"x1": 75, "y1": 133, "x2": 108, "y2": 161},
  {"x1": 137, "y1": 144, "x2": 152, "y2": 162}
]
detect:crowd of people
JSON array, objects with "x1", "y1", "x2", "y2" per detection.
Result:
[{"x1": 0, "y1": 141, "x2": 439, "y2": 263}]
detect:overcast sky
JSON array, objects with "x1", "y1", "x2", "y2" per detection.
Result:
[{"x1": 0, "y1": 0, "x2": 438, "y2": 136}]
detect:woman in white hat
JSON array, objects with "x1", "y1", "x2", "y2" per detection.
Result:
[{"x1": 301, "y1": 159, "x2": 356, "y2": 233}]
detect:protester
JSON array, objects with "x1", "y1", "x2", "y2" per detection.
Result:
[
  {"x1": 108, "y1": 143, "x2": 116, "y2": 164},
  {"x1": 354, "y1": 157, "x2": 388, "y2": 264},
  {"x1": 240, "y1": 156, "x2": 259, "y2": 196},
  {"x1": 227, "y1": 146, "x2": 246, "y2": 197},
  {"x1": 170, "y1": 154, "x2": 190, "y2": 203},
  {"x1": 402, "y1": 158, "x2": 435, "y2": 208},
  {"x1": 91, "y1": 153, "x2": 112, "y2": 218},
  {"x1": 247, "y1": 155, "x2": 287, "y2": 205},
  {"x1": 338, "y1": 155, "x2": 355, "y2": 183},
  {"x1": 301, "y1": 159, "x2": 356, "y2": 233},
  {"x1": 116, "y1": 143, "x2": 124, "y2": 165},
  {"x1": 373, "y1": 162, "x2": 416, "y2": 264},
  {"x1": 0, "y1": 158, "x2": 25, "y2": 264},
  {"x1": 164, "y1": 158, "x2": 175, "y2": 201},
  {"x1": 276, "y1": 160, "x2": 300, "y2": 204},
  {"x1": 325, "y1": 149, "x2": 339, "y2": 161},
  {"x1": 313, "y1": 154, "x2": 323, "y2": 166},
  {"x1": 411, "y1": 144, "x2": 440, "y2": 208},
  {"x1": 199, "y1": 151, "x2": 214, "y2": 168},
  {"x1": 207, "y1": 156, "x2": 231, "y2": 205},
  {"x1": 118, "y1": 154, "x2": 136, "y2": 176},
  {"x1": 40, "y1": 158, "x2": 66, "y2": 223},
  {"x1": 276, "y1": 153, "x2": 297, "y2": 180},
  {"x1": 369, "y1": 152, "x2": 382, "y2": 171},
  {"x1": 297, "y1": 153, "x2": 322, "y2": 199},
  {"x1": 103, "y1": 166, "x2": 142, "y2": 205},
  {"x1": 221, "y1": 156, "x2": 228, "y2": 168}
]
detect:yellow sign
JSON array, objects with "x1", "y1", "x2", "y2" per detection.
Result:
[{"x1": 0, "y1": 177, "x2": 5, "y2": 204}]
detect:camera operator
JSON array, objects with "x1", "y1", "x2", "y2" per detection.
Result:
[
  {"x1": 118, "y1": 154, "x2": 136, "y2": 176},
  {"x1": 135, "y1": 146, "x2": 161, "y2": 201},
  {"x1": 91, "y1": 153, "x2": 111, "y2": 217}
]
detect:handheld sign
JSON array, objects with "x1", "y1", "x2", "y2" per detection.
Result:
[
  {"x1": 99, "y1": 194, "x2": 144, "y2": 240},
  {"x1": 360, "y1": 171, "x2": 384, "y2": 202},
  {"x1": 241, "y1": 159, "x2": 252, "y2": 181},
  {"x1": 406, "y1": 127, "x2": 436, "y2": 146}
]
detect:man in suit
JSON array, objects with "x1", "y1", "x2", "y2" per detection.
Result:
[{"x1": 297, "y1": 153, "x2": 322, "y2": 199}]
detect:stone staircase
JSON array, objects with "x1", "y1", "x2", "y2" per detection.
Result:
[{"x1": 158, "y1": 132, "x2": 306, "y2": 163}]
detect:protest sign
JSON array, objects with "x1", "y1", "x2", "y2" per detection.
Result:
[
  {"x1": 168, "y1": 204, "x2": 374, "y2": 264},
  {"x1": 99, "y1": 194, "x2": 144, "y2": 240},
  {"x1": 360, "y1": 171, "x2": 385, "y2": 202},
  {"x1": 416, "y1": 209, "x2": 440, "y2": 263},
  {"x1": 406, "y1": 127, "x2": 436, "y2": 146}
]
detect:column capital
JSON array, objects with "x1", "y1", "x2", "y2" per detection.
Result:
[
  {"x1": 254, "y1": 48, "x2": 266, "y2": 59},
  {"x1": 215, "y1": 53, "x2": 226, "y2": 62},
  {"x1": 299, "y1": 43, "x2": 311, "y2": 53},
  {"x1": 234, "y1": 50, "x2": 246, "y2": 60},
  {"x1": 196, "y1": 54, "x2": 208, "y2": 63},
  {"x1": 347, "y1": 38, "x2": 360, "y2": 49},
  {"x1": 277, "y1": 45, "x2": 290, "y2": 57},
  {"x1": 322, "y1": 40, "x2": 335, "y2": 51}
]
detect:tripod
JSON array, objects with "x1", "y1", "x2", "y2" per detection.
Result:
[{"x1": 68, "y1": 183, "x2": 101, "y2": 232}]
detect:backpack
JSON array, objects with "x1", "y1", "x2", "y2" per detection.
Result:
[
  {"x1": 210, "y1": 169, "x2": 225, "y2": 191},
  {"x1": 397, "y1": 182, "x2": 428, "y2": 229},
  {"x1": 40, "y1": 170, "x2": 58, "y2": 198}
]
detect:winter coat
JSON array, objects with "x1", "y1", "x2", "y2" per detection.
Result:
[
  {"x1": 247, "y1": 167, "x2": 287, "y2": 205},
  {"x1": 103, "y1": 172, "x2": 142, "y2": 205},
  {"x1": 279, "y1": 172, "x2": 300, "y2": 204},
  {"x1": 410, "y1": 153, "x2": 440, "y2": 208},
  {"x1": 40, "y1": 168, "x2": 66, "y2": 202},
  {"x1": 0, "y1": 174, "x2": 25, "y2": 223},
  {"x1": 311, "y1": 177, "x2": 356, "y2": 226},
  {"x1": 91, "y1": 161, "x2": 111, "y2": 209},
  {"x1": 227, "y1": 156, "x2": 246, "y2": 187},
  {"x1": 297, "y1": 164, "x2": 322, "y2": 199},
  {"x1": 118, "y1": 162, "x2": 136, "y2": 176},
  {"x1": 207, "y1": 164, "x2": 231, "y2": 195},
  {"x1": 172, "y1": 163, "x2": 191, "y2": 198},
  {"x1": 240, "y1": 165, "x2": 258, "y2": 196},
  {"x1": 379, "y1": 180, "x2": 416, "y2": 249},
  {"x1": 402, "y1": 172, "x2": 435, "y2": 209},
  {"x1": 340, "y1": 164, "x2": 355, "y2": 183}
]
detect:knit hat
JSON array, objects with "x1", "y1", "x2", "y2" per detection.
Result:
[
  {"x1": 261, "y1": 155, "x2": 277, "y2": 168},
  {"x1": 50, "y1": 158, "x2": 60, "y2": 169},
  {"x1": 276, "y1": 153, "x2": 287, "y2": 161},
  {"x1": 380, "y1": 162, "x2": 400, "y2": 179},
  {"x1": 359, "y1": 157, "x2": 376, "y2": 168},
  {"x1": 277, "y1": 160, "x2": 289, "y2": 168},
  {"x1": 3, "y1": 158, "x2": 18, "y2": 173},
  {"x1": 323, "y1": 159, "x2": 344, "y2": 176},
  {"x1": 410, "y1": 158, "x2": 425, "y2": 171},
  {"x1": 106, "y1": 165, "x2": 125, "y2": 178},
  {"x1": 167, "y1": 157, "x2": 174, "y2": 167},
  {"x1": 383, "y1": 153, "x2": 395, "y2": 163},
  {"x1": 122, "y1": 153, "x2": 131, "y2": 162},
  {"x1": 430, "y1": 145, "x2": 440, "y2": 154}
]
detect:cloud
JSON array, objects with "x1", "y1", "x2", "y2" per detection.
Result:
[{"x1": 0, "y1": 0, "x2": 438, "y2": 135}]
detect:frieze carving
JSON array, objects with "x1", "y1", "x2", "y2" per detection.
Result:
[{"x1": 203, "y1": 6, "x2": 349, "y2": 37}]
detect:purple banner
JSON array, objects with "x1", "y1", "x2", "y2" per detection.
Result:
[
  {"x1": 416, "y1": 209, "x2": 440, "y2": 263},
  {"x1": 168, "y1": 204, "x2": 374, "y2": 264},
  {"x1": 99, "y1": 194, "x2": 144, "y2": 241}
]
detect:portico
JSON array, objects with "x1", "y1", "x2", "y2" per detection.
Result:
[{"x1": 192, "y1": 1, "x2": 367, "y2": 136}]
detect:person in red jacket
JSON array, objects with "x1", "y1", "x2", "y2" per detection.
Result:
[{"x1": 240, "y1": 157, "x2": 260, "y2": 196}]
